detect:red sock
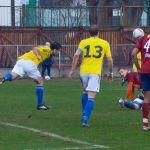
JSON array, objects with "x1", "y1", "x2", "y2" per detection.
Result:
[{"x1": 142, "y1": 103, "x2": 149, "y2": 127}]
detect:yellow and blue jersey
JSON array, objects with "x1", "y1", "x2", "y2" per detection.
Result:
[
  {"x1": 78, "y1": 37, "x2": 111, "y2": 75},
  {"x1": 18, "y1": 46, "x2": 51, "y2": 65}
]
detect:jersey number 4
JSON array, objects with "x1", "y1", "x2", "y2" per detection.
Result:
[
  {"x1": 84, "y1": 45, "x2": 103, "y2": 58},
  {"x1": 144, "y1": 39, "x2": 150, "y2": 52}
]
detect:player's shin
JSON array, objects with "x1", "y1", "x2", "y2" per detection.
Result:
[
  {"x1": 124, "y1": 100, "x2": 135, "y2": 109},
  {"x1": 142, "y1": 103, "x2": 149, "y2": 128},
  {"x1": 0, "y1": 73, "x2": 13, "y2": 84},
  {"x1": 81, "y1": 92, "x2": 88, "y2": 116},
  {"x1": 36, "y1": 85, "x2": 44, "y2": 106},
  {"x1": 83, "y1": 98, "x2": 94, "y2": 124}
]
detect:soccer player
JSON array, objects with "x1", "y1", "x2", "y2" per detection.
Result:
[
  {"x1": 118, "y1": 68, "x2": 141, "y2": 102},
  {"x1": 132, "y1": 52, "x2": 141, "y2": 72},
  {"x1": 0, "y1": 41, "x2": 62, "y2": 110},
  {"x1": 132, "y1": 29, "x2": 150, "y2": 131},
  {"x1": 132, "y1": 28, "x2": 144, "y2": 72},
  {"x1": 68, "y1": 24, "x2": 113, "y2": 127},
  {"x1": 119, "y1": 94, "x2": 144, "y2": 110}
]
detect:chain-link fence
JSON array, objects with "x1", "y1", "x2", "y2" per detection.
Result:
[{"x1": 0, "y1": 44, "x2": 135, "y2": 77}]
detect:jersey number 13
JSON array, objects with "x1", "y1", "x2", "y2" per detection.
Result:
[{"x1": 84, "y1": 45, "x2": 103, "y2": 58}]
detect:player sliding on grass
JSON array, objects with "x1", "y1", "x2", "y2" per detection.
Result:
[
  {"x1": 118, "y1": 68, "x2": 142, "y2": 102},
  {"x1": 119, "y1": 94, "x2": 144, "y2": 110},
  {"x1": 0, "y1": 41, "x2": 62, "y2": 110},
  {"x1": 68, "y1": 24, "x2": 113, "y2": 127}
]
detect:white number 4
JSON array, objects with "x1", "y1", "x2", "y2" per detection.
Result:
[{"x1": 144, "y1": 39, "x2": 150, "y2": 52}]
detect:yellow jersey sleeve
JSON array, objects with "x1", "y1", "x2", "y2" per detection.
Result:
[
  {"x1": 18, "y1": 46, "x2": 51, "y2": 65},
  {"x1": 104, "y1": 41, "x2": 111, "y2": 58}
]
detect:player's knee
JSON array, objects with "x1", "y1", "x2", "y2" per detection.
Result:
[
  {"x1": 35, "y1": 77, "x2": 43, "y2": 85},
  {"x1": 5, "y1": 73, "x2": 13, "y2": 81}
]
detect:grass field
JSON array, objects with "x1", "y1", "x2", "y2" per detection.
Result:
[{"x1": 0, "y1": 78, "x2": 150, "y2": 150}]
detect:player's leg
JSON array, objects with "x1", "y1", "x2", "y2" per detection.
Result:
[
  {"x1": 123, "y1": 100, "x2": 136, "y2": 109},
  {"x1": 82, "y1": 91, "x2": 96, "y2": 127},
  {"x1": 82, "y1": 74, "x2": 100, "y2": 127},
  {"x1": 142, "y1": 91, "x2": 150, "y2": 130},
  {"x1": 35, "y1": 77, "x2": 48, "y2": 110},
  {"x1": 80, "y1": 75, "x2": 88, "y2": 117},
  {"x1": 25, "y1": 60, "x2": 48, "y2": 110},
  {"x1": 47, "y1": 65, "x2": 51, "y2": 77},
  {"x1": 140, "y1": 74, "x2": 150, "y2": 131},
  {"x1": 41, "y1": 65, "x2": 46, "y2": 78},
  {"x1": 0, "y1": 60, "x2": 23, "y2": 84}
]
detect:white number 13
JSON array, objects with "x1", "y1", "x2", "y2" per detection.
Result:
[{"x1": 144, "y1": 39, "x2": 150, "y2": 52}]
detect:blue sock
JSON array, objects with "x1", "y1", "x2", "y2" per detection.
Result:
[
  {"x1": 5, "y1": 73, "x2": 13, "y2": 81},
  {"x1": 36, "y1": 86, "x2": 44, "y2": 107},
  {"x1": 83, "y1": 98, "x2": 94, "y2": 124},
  {"x1": 124, "y1": 100, "x2": 135, "y2": 109},
  {"x1": 81, "y1": 93, "x2": 88, "y2": 116}
]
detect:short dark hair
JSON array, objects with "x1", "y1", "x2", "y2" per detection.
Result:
[
  {"x1": 118, "y1": 67, "x2": 126, "y2": 72},
  {"x1": 50, "y1": 41, "x2": 62, "y2": 50},
  {"x1": 88, "y1": 24, "x2": 98, "y2": 36}
]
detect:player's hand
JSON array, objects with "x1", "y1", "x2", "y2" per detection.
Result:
[
  {"x1": 68, "y1": 70, "x2": 74, "y2": 79},
  {"x1": 107, "y1": 72, "x2": 113, "y2": 81},
  {"x1": 36, "y1": 55, "x2": 41, "y2": 60}
]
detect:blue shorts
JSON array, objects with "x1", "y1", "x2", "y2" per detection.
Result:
[{"x1": 140, "y1": 74, "x2": 150, "y2": 91}]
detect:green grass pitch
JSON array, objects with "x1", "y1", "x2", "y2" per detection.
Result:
[{"x1": 0, "y1": 78, "x2": 150, "y2": 150}]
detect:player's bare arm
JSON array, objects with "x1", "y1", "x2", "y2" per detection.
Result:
[
  {"x1": 68, "y1": 51, "x2": 80, "y2": 78},
  {"x1": 107, "y1": 57, "x2": 113, "y2": 81},
  {"x1": 125, "y1": 82, "x2": 134, "y2": 101},
  {"x1": 32, "y1": 47, "x2": 41, "y2": 60}
]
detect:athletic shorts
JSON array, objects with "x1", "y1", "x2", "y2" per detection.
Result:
[
  {"x1": 140, "y1": 74, "x2": 150, "y2": 92},
  {"x1": 12, "y1": 59, "x2": 41, "y2": 79},
  {"x1": 80, "y1": 74, "x2": 100, "y2": 92}
]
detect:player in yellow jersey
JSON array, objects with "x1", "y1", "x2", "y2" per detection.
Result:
[
  {"x1": 133, "y1": 52, "x2": 141, "y2": 72},
  {"x1": 68, "y1": 24, "x2": 113, "y2": 127},
  {"x1": 0, "y1": 41, "x2": 62, "y2": 110}
]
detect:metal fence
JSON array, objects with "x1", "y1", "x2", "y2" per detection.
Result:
[
  {"x1": 0, "y1": 6, "x2": 149, "y2": 27},
  {"x1": 0, "y1": 44, "x2": 135, "y2": 68}
]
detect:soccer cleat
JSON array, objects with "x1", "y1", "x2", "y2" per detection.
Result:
[
  {"x1": 143, "y1": 126, "x2": 150, "y2": 131},
  {"x1": 82, "y1": 122, "x2": 90, "y2": 128},
  {"x1": 0, "y1": 77, "x2": 6, "y2": 85},
  {"x1": 118, "y1": 98, "x2": 124, "y2": 108},
  {"x1": 37, "y1": 104, "x2": 49, "y2": 110}
]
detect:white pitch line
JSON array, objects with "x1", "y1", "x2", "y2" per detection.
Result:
[
  {"x1": 50, "y1": 146, "x2": 107, "y2": 150},
  {"x1": 0, "y1": 121, "x2": 109, "y2": 149}
]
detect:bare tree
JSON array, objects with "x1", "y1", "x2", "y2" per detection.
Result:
[
  {"x1": 86, "y1": 0, "x2": 144, "y2": 27},
  {"x1": 39, "y1": 0, "x2": 74, "y2": 6},
  {"x1": 145, "y1": 0, "x2": 150, "y2": 26},
  {"x1": 122, "y1": 0, "x2": 144, "y2": 26},
  {"x1": 97, "y1": 0, "x2": 113, "y2": 27},
  {"x1": 86, "y1": 0, "x2": 98, "y2": 24}
]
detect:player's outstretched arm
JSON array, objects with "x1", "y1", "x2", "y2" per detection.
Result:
[
  {"x1": 125, "y1": 82, "x2": 134, "y2": 101},
  {"x1": 107, "y1": 57, "x2": 113, "y2": 81},
  {"x1": 68, "y1": 52, "x2": 80, "y2": 79}
]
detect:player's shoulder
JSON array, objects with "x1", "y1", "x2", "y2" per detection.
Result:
[{"x1": 39, "y1": 45, "x2": 50, "y2": 50}]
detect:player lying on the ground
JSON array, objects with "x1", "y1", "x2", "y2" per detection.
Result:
[
  {"x1": 119, "y1": 94, "x2": 144, "y2": 110},
  {"x1": 118, "y1": 67, "x2": 141, "y2": 101}
]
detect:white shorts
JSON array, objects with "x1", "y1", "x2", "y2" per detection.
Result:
[
  {"x1": 80, "y1": 74, "x2": 101, "y2": 92},
  {"x1": 12, "y1": 59, "x2": 41, "y2": 79}
]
